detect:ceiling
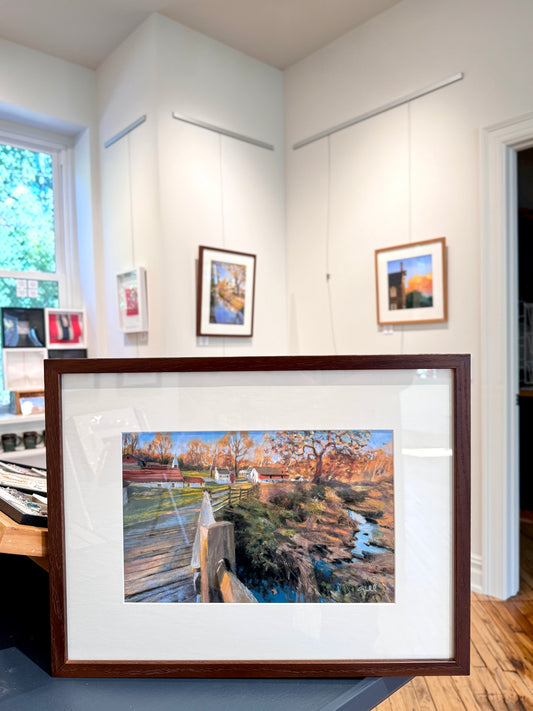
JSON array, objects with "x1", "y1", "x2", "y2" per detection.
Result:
[{"x1": 0, "y1": 0, "x2": 404, "y2": 70}]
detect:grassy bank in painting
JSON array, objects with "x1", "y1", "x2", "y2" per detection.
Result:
[
  {"x1": 221, "y1": 479, "x2": 394, "y2": 603},
  {"x1": 122, "y1": 428, "x2": 395, "y2": 603}
]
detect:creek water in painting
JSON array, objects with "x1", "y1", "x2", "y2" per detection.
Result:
[
  {"x1": 209, "y1": 260, "x2": 246, "y2": 325},
  {"x1": 387, "y1": 253, "x2": 433, "y2": 310},
  {"x1": 122, "y1": 429, "x2": 394, "y2": 604}
]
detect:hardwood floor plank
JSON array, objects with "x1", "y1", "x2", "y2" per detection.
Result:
[
  {"x1": 424, "y1": 676, "x2": 467, "y2": 710},
  {"x1": 472, "y1": 639, "x2": 487, "y2": 668},
  {"x1": 507, "y1": 602, "x2": 533, "y2": 638},
  {"x1": 486, "y1": 602, "x2": 533, "y2": 662},
  {"x1": 473, "y1": 607, "x2": 523, "y2": 673},
  {"x1": 411, "y1": 677, "x2": 438, "y2": 711},
  {"x1": 501, "y1": 671, "x2": 533, "y2": 704},
  {"x1": 451, "y1": 675, "x2": 480, "y2": 709},
  {"x1": 473, "y1": 692, "x2": 500, "y2": 711},
  {"x1": 476, "y1": 667, "x2": 508, "y2": 698}
]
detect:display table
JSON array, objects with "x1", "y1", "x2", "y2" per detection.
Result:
[{"x1": 0, "y1": 509, "x2": 48, "y2": 569}]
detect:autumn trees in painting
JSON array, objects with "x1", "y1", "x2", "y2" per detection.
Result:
[
  {"x1": 123, "y1": 431, "x2": 174, "y2": 464},
  {"x1": 271, "y1": 430, "x2": 371, "y2": 484},
  {"x1": 122, "y1": 428, "x2": 395, "y2": 604},
  {"x1": 122, "y1": 429, "x2": 388, "y2": 483},
  {"x1": 210, "y1": 260, "x2": 246, "y2": 325}
]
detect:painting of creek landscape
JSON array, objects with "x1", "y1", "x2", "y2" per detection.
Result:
[{"x1": 122, "y1": 429, "x2": 395, "y2": 604}]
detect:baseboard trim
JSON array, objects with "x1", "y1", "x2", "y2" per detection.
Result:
[{"x1": 471, "y1": 553, "x2": 483, "y2": 593}]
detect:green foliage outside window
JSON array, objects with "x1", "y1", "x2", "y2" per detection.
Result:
[{"x1": 0, "y1": 142, "x2": 56, "y2": 273}]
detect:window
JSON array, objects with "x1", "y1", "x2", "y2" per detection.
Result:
[{"x1": 0, "y1": 124, "x2": 74, "y2": 409}]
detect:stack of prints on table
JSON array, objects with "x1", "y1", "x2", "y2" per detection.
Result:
[{"x1": 0, "y1": 460, "x2": 47, "y2": 526}]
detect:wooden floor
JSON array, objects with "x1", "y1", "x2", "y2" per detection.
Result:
[{"x1": 375, "y1": 519, "x2": 533, "y2": 710}]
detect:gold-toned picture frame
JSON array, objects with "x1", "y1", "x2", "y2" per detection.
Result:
[{"x1": 375, "y1": 237, "x2": 447, "y2": 326}]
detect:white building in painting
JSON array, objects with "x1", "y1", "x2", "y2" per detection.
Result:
[{"x1": 214, "y1": 467, "x2": 233, "y2": 484}]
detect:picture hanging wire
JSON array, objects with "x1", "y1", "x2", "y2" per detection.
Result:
[
  {"x1": 172, "y1": 112, "x2": 274, "y2": 151},
  {"x1": 325, "y1": 134, "x2": 338, "y2": 355},
  {"x1": 218, "y1": 134, "x2": 227, "y2": 354},
  {"x1": 104, "y1": 115, "x2": 147, "y2": 149},
  {"x1": 126, "y1": 134, "x2": 136, "y2": 269},
  {"x1": 292, "y1": 72, "x2": 464, "y2": 150}
]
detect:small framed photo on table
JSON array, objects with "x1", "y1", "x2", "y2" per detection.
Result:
[
  {"x1": 1, "y1": 307, "x2": 46, "y2": 348},
  {"x1": 197, "y1": 246, "x2": 256, "y2": 337},
  {"x1": 12, "y1": 389, "x2": 45, "y2": 416},
  {"x1": 375, "y1": 237, "x2": 447, "y2": 326},
  {"x1": 45, "y1": 309, "x2": 86, "y2": 349},
  {"x1": 117, "y1": 267, "x2": 148, "y2": 333}
]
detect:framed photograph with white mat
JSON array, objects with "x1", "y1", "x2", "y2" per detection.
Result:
[
  {"x1": 45, "y1": 308, "x2": 87, "y2": 349},
  {"x1": 197, "y1": 246, "x2": 256, "y2": 337},
  {"x1": 116, "y1": 267, "x2": 148, "y2": 333},
  {"x1": 45, "y1": 354, "x2": 470, "y2": 678},
  {"x1": 375, "y1": 237, "x2": 447, "y2": 326}
]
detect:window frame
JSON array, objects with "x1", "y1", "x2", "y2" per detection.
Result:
[
  {"x1": 0, "y1": 120, "x2": 79, "y2": 306},
  {"x1": 0, "y1": 121, "x2": 80, "y2": 410}
]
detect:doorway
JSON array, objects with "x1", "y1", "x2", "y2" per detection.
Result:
[
  {"x1": 480, "y1": 115, "x2": 533, "y2": 600},
  {"x1": 517, "y1": 148, "x2": 533, "y2": 595}
]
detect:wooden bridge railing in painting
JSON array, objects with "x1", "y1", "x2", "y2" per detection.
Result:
[{"x1": 193, "y1": 489, "x2": 258, "y2": 603}]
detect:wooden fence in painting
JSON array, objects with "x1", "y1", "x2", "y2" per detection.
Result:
[{"x1": 208, "y1": 482, "x2": 255, "y2": 513}]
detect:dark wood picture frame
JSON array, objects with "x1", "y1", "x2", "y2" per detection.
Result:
[
  {"x1": 375, "y1": 237, "x2": 448, "y2": 326},
  {"x1": 196, "y1": 245, "x2": 256, "y2": 337},
  {"x1": 45, "y1": 354, "x2": 470, "y2": 678}
]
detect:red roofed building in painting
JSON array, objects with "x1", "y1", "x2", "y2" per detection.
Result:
[{"x1": 122, "y1": 454, "x2": 184, "y2": 485}]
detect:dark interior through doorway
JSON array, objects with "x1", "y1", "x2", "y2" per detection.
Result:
[{"x1": 517, "y1": 147, "x2": 533, "y2": 591}]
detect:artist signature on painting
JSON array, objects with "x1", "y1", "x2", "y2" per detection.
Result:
[{"x1": 357, "y1": 583, "x2": 380, "y2": 595}]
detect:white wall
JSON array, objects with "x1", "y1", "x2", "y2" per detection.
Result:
[
  {"x1": 97, "y1": 15, "x2": 287, "y2": 357},
  {"x1": 285, "y1": 0, "x2": 533, "y2": 582}
]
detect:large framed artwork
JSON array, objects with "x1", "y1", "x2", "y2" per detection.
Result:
[
  {"x1": 45, "y1": 354, "x2": 470, "y2": 678},
  {"x1": 197, "y1": 246, "x2": 256, "y2": 337},
  {"x1": 375, "y1": 237, "x2": 447, "y2": 325}
]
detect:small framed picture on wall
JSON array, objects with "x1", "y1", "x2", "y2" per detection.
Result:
[
  {"x1": 45, "y1": 309, "x2": 87, "y2": 349},
  {"x1": 375, "y1": 237, "x2": 447, "y2": 326},
  {"x1": 197, "y1": 246, "x2": 256, "y2": 337},
  {"x1": 117, "y1": 267, "x2": 148, "y2": 333}
]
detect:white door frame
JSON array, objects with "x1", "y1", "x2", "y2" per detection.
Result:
[{"x1": 481, "y1": 112, "x2": 533, "y2": 599}]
